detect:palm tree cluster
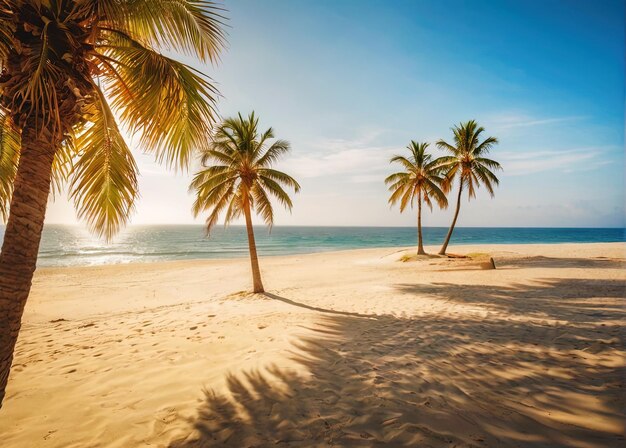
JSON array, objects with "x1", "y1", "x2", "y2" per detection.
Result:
[
  {"x1": 0, "y1": 1, "x2": 503, "y2": 410},
  {"x1": 386, "y1": 120, "x2": 502, "y2": 256}
]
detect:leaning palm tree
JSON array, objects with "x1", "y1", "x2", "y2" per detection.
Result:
[
  {"x1": 385, "y1": 141, "x2": 448, "y2": 255},
  {"x1": 191, "y1": 112, "x2": 300, "y2": 293},
  {"x1": 0, "y1": 0, "x2": 225, "y2": 407},
  {"x1": 436, "y1": 120, "x2": 502, "y2": 255}
]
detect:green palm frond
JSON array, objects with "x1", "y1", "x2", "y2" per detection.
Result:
[
  {"x1": 101, "y1": 35, "x2": 219, "y2": 170},
  {"x1": 0, "y1": 110, "x2": 19, "y2": 221},
  {"x1": 384, "y1": 171, "x2": 410, "y2": 185},
  {"x1": 437, "y1": 120, "x2": 502, "y2": 200},
  {"x1": 386, "y1": 141, "x2": 448, "y2": 213},
  {"x1": 99, "y1": 0, "x2": 227, "y2": 63},
  {"x1": 258, "y1": 168, "x2": 301, "y2": 192},
  {"x1": 257, "y1": 140, "x2": 291, "y2": 167},
  {"x1": 389, "y1": 155, "x2": 416, "y2": 172},
  {"x1": 251, "y1": 183, "x2": 274, "y2": 227},
  {"x1": 257, "y1": 175, "x2": 294, "y2": 210},
  {"x1": 398, "y1": 183, "x2": 415, "y2": 212},
  {"x1": 473, "y1": 136, "x2": 499, "y2": 156},
  {"x1": 12, "y1": 20, "x2": 63, "y2": 135},
  {"x1": 198, "y1": 182, "x2": 235, "y2": 233},
  {"x1": 69, "y1": 89, "x2": 138, "y2": 241},
  {"x1": 50, "y1": 138, "x2": 76, "y2": 199},
  {"x1": 387, "y1": 181, "x2": 410, "y2": 207}
]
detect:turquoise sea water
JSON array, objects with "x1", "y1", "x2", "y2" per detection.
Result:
[{"x1": 0, "y1": 225, "x2": 623, "y2": 267}]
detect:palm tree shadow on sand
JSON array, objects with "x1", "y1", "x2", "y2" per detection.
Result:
[{"x1": 168, "y1": 278, "x2": 625, "y2": 447}]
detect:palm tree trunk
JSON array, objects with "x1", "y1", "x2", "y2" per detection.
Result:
[
  {"x1": 243, "y1": 201, "x2": 264, "y2": 293},
  {"x1": 417, "y1": 193, "x2": 426, "y2": 255},
  {"x1": 439, "y1": 183, "x2": 463, "y2": 255},
  {"x1": 0, "y1": 129, "x2": 56, "y2": 407}
]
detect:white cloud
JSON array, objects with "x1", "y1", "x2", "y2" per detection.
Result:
[
  {"x1": 282, "y1": 130, "x2": 399, "y2": 182},
  {"x1": 499, "y1": 146, "x2": 613, "y2": 176},
  {"x1": 487, "y1": 114, "x2": 586, "y2": 131}
]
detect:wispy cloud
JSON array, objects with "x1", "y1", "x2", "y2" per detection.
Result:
[
  {"x1": 487, "y1": 114, "x2": 587, "y2": 131},
  {"x1": 282, "y1": 131, "x2": 399, "y2": 183},
  {"x1": 500, "y1": 146, "x2": 613, "y2": 176}
]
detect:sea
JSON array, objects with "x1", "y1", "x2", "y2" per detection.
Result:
[{"x1": 0, "y1": 225, "x2": 623, "y2": 267}]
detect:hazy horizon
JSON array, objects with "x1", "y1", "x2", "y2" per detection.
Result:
[
  {"x1": 43, "y1": 0, "x2": 625, "y2": 230},
  {"x1": 17, "y1": 223, "x2": 626, "y2": 229}
]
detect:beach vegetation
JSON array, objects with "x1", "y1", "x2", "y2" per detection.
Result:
[
  {"x1": 190, "y1": 112, "x2": 300, "y2": 293},
  {"x1": 385, "y1": 141, "x2": 448, "y2": 255},
  {"x1": 436, "y1": 120, "x2": 502, "y2": 255},
  {"x1": 0, "y1": 0, "x2": 225, "y2": 406}
]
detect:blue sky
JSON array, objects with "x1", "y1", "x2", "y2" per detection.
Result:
[{"x1": 47, "y1": 0, "x2": 625, "y2": 228}]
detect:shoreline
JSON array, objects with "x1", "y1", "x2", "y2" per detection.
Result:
[{"x1": 35, "y1": 240, "x2": 626, "y2": 271}]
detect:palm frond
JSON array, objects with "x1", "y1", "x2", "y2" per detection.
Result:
[
  {"x1": 473, "y1": 136, "x2": 498, "y2": 156},
  {"x1": 69, "y1": 89, "x2": 138, "y2": 241},
  {"x1": 389, "y1": 155, "x2": 416, "y2": 172},
  {"x1": 257, "y1": 168, "x2": 301, "y2": 192},
  {"x1": 435, "y1": 139, "x2": 459, "y2": 155},
  {"x1": 50, "y1": 137, "x2": 76, "y2": 198},
  {"x1": 99, "y1": 0, "x2": 227, "y2": 63},
  {"x1": 474, "y1": 156, "x2": 502, "y2": 171},
  {"x1": 0, "y1": 110, "x2": 19, "y2": 221},
  {"x1": 101, "y1": 35, "x2": 219, "y2": 170},
  {"x1": 199, "y1": 183, "x2": 235, "y2": 234},
  {"x1": 189, "y1": 169, "x2": 237, "y2": 215},
  {"x1": 424, "y1": 178, "x2": 448, "y2": 208},
  {"x1": 384, "y1": 171, "x2": 410, "y2": 185},
  {"x1": 11, "y1": 20, "x2": 63, "y2": 135},
  {"x1": 257, "y1": 175, "x2": 294, "y2": 211},
  {"x1": 387, "y1": 182, "x2": 410, "y2": 207},
  {"x1": 398, "y1": 183, "x2": 415, "y2": 212},
  {"x1": 251, "y1": 183, "x2": 274, "y2": 227},
  {"x1": 256, "y1": 139, "x2": 290, "y2": 167}
]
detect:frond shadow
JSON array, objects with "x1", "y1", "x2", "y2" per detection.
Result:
[{"x1": 169, "y1": 278, "x2": 625, "y2": 447}]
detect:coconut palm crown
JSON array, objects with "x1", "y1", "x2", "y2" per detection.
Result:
[
  {"x1": 0, "y1": 0, "x2": 226, "y2": 407},
  {"x1": 190, "y1": 112, "x2": 300, "y2": 293},
  {"x1": 385, "y1": 141, "x2": 448, "y2": 255},
  {"x1": 436, "y1": 120, "x2": 502, "y2": 255}
]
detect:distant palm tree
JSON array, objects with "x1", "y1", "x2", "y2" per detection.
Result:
[
  {"x1": 0, "y1": 0, "x2": 225, "y2": 407},
  {"x1": 191, "y1": 112, "x2": 300, "y2": 293},
  {"x1": 385, "y1": 141, "x2": 448, "y2": 255},
  {"x1": 436, "y1": 120, "x2": 502, "y2": 255}
]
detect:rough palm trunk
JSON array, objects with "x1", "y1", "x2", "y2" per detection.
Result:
[
  {"x1": 0, "y1": 128, "x2": 56, "y2": 407},
  {"x1": 417, "y1": 193, "x2": 426, "y2": 255},
  {"x1": 243, "y1": 201, "x2": 264, "y2": 293},
  {"x1": 439, "y1": 183, "x2": 463, "y2": 255}
]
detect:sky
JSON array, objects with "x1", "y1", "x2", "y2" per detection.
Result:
[{"x1": 46, "y1": 0, "x2": 625, "y2": 229}]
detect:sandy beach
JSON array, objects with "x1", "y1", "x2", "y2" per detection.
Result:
[{"x1": 0, "y1": 242, "x2": 624, "y2": 447}]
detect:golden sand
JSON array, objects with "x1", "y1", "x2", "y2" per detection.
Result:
[{"x1": 1, "y1": 243, "x2": 624, "y2": 447}]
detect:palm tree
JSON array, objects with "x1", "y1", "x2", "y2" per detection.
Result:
[
  {"x1": 190, "y1": 112, "x2": 300, "y2": 293},
  {"x1": 385, "y1": 141, "x2": 448, "y2": 255},
  {"x1": 436, "y1": 120, "x2": 502, "y2": 255},
  {"x1": 0, "y1": 0, "x2": 225, "y2": 407}
]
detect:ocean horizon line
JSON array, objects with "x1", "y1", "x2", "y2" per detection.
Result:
[
  {"x1": 0, "y1": 225, "x2": 620, "y2": 268},
  {"x1": 19, "y1": 223, "x2": 626, "y2": 230}
]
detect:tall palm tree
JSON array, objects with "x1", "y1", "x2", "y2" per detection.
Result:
[
  {"x1": 385, "y1": 141, "x2": 448, "y2": 255},
  {"x1": 0, "y1": 0, "x2": 225, "y2": 407},
  {"x1": 190, "y1": 112, "x2": 300, "y2": 293},
  {"x1": 436, "y1": 120, "x2": 502, "y2": 255}
]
